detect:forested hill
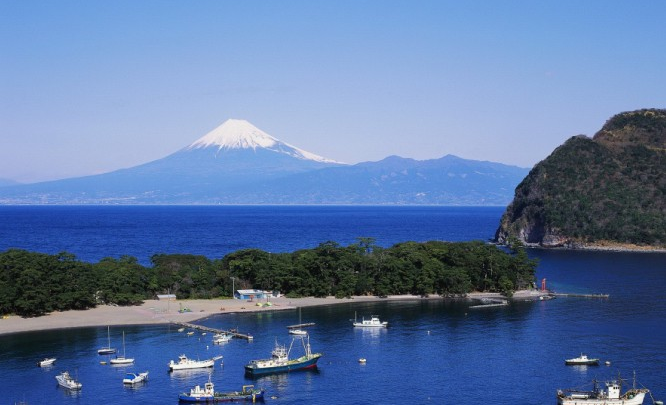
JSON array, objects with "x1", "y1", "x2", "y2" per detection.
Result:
[
  {"x1": 495, "y1": 108, "x2": 666, "y2": 249},
  {"x1": 0, "y1": 240, "x2": 537, "y2": 317}
]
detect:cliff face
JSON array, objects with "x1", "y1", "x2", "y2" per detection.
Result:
[{"x1": 495, "y1": 109, "x2": 666, "y2": 249}]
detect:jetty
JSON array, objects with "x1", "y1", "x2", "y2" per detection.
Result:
[
  {"x1": 469, "y1": 298, "x2": 509, "y2": 309},
  {"x1": 286, "y1": 322, "x2": 315, "y2": 329},
  {"x1": 551, "y1": 293, "x2": 609, "y2": 299},
  {"x1": 171, "y1": 321, "x2": 254, "y2": 340}
]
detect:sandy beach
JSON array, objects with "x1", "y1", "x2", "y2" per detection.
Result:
[{"x1": 0, "y1": 290, "x2": 545, "y2": 336}]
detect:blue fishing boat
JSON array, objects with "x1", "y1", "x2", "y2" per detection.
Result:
[
  {"x1": 178, "y1": 380, "x2": 265, "y2": 402},
  {"x1": 244, "y1": 335, "x2": 322, "y2": 377}
]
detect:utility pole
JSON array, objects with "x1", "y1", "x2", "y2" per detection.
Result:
[{"x1": 231, "y1": 277, "x2": 235, "y2": 299}]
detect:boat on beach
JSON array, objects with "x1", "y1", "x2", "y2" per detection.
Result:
[
  {"x1": 169, "y1": 354, "x2": 222, "y2": 371},
  {"x1": 37, "y1": 357, "x2": 56, "y2": 367},
  {"x1": 557, "y1": 372, "x2": 650, "y2": 405},
  {"x1": 178, "y1": 380, "x2": 265, "y2": 403},
  {"x1": 565, "y1": 353, "x2": 600, "y2": 365},
  {"x1": 55, "y1": 371, "x2": 82, "y2": 390},
  {"x1": 244, "y1": 335, "x2": 322, "y2": 377},
  {"x1": 352, "y1": 312, "x2": 388, "y2": 328},
  {"x1": 123, "y1": 371, "x2": 148, "y2": 385}
]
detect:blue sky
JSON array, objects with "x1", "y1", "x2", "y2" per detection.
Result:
[{"x1": 1, "y1": 1, "x2": 665, "y2": 182}]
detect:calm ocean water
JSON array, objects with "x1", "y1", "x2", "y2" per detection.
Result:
[{"x1": 0, "y1": 206, "x2": 664, "y2": 405}]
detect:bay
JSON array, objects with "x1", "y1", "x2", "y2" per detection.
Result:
[{"x1": 0, "y1": 206, "x2": 664, "y2": 404}]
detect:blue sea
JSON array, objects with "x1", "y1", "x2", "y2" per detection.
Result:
[{"x1": 1, "y1": 206, "x2": 665, "y2": 405}]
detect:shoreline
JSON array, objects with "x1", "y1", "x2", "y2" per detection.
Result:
[{"x1": 0, "y1": 290, "x2": 546, "y2": 336}]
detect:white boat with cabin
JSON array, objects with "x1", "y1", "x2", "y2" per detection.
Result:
[
  {"x1": 37, "y1": 357, "x2": 56, "y2": 367},
  {"x1": 55, "y1": 371, "x2": 82, "y2": 390},
  {"x1": 565, "y1": 353, "x2": 600, "y2": 365},
  {"x1": 169, "y1": 354, "x2": 222, "y2": 371},
  {"x1": 352, "y1": 313, "x2": 388, "y2": 328},
  {"x1": 213, "y1": 333, "x2": 232, "y2": 344},
  {"x1": 557, "y1": 372, "x2": 650, "y2": 405},
  {"x1": 123, "y1": 371, "x2": 148, "y2": 384}
]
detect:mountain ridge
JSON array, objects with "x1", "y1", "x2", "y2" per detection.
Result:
[{"x1": 0, "y1": 120, "x2": 529, "y2": 205}]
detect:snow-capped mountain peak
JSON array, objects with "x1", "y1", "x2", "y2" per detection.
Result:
[{"x1": 187, "y1": 119, "x2": 340, "y2": 163}]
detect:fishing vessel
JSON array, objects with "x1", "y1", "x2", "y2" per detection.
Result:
[
  {"x1": 37, "y1": 357, "x2": 56, "y2": 367},
  {"x1": 55, "y1": 371, "x2": 82, "y2": 390},
  {"x1": 565, "y1": 353, "x2": 600, "y2": 365},
  {"x1": 557, "y1": 372, "x2": 650, "y2": 405},
  {"x1": 110, "y1": 331, "x2": 134, "y2": 364},
  {"x1": 123, "y1": 371, "x2": 148, "y2": 385},
  {"x1": 352, "y1": 313, "x2": 388, "y2": 328},
  {"x1": 97, "y1": 325, "x2": 116, "y2": 355},
  {"x1": 244, "y1": 335, "x2": 322, "y2": 377},
  {"x1": 178, "y1": 380, "x2": 265, "y2": 402},
  {"x1": 169, "y1": 354, "x2": 222, "y2": 371}
]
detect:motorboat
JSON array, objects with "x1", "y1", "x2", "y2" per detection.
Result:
[
  {"x1": 123, "y1": 371, "x2": 148, "y2": 385},
  {"x1": 169, "y1": 354, "x2": 222, "y2": 371},
  {"x1": 178, "y1": 380, "x2": 265, "y2": 402},
  {"x1": 565, "y1": 353, "x2": 600, "y2": 366},
  {"x1": 213, "y1": 333, "x2": 232, "y2": 344},
  {"x1": 37, "y1": 357, "x2": 56, "y2": 367},
  {"x1": 352, "y1": 313, "x2": 388, "y2": 328},
  {"x1": 55, "y1": 371, "x2": 82, "y2": 390}
]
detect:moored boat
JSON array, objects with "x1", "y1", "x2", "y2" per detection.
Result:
[
  {"x1": 352, "y1": 313, "x2": 388, "y2": 328},
  {"x1": 110, "y1": 331, "x2": 134, "y2": 364},
  {"x1": 169, "y1": 354, "x2": 222, "y2": 371},
  {"x1": 178, "y1": 380, "x2": 265, "y2": 402},
  {"x1": 37, "y1": 357, "x2": 56, "y2": 367},
  {"x1": 123, "y1": 371, "x2": 148, "y2": 385},
  {"x1": 244, "y1": 335, "x2": 322, "y2": 377},
  {"x1": 213, "y1": 333, "x2": 232, "y2": 344},
  {"x1": 557, "y1": 372, "x2": 650, "y2": 405},
  {"x1": 55, "y1": 371, "x2": 82, "y2": 390},
  {"x1": 98, "y1": 325, "x2": 116, "y2": 355},
  {"x1": 565, "y1": 353, "x2": 600, "y2": 365}
]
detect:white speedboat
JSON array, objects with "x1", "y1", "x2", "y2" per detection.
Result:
[
  {"x1": 352, "y1": 313, "x2": 388, "y2": 328},
  {"x1": 123, "y1": 371, "x2": 148, "y2": 385},
  {"x1": 110, "y1": 331, "x2": 134, "y2": 365},
  {"x1": 55, "y1": 371, "x2": 82, "y2": 390},
  {"x1": 213, "y1": 333, "x2": 232, "y2": 344},
  {"x1": 288, "y1": 329, "x2": 308, "y2": 335},
  {"x1": 37, "y1": 357, "x2": 56, "y2": 367},
  {"x1": 557, "y1": 372, "x2": 649, "y2": 405},
  {"x1": 168, "y1": 354, "x2": 221, "y2": 371},
  {"x1": 565, "y1": 353, "x2": 600, "y2": 365}
]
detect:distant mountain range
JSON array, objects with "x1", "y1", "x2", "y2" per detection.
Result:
[{"x1": 0, "y1": 119, "x2": 529, "y2": 205}]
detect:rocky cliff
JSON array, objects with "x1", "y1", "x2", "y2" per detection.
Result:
[{"x1": 495, "y1": 109, "x2": 666, "y2": 249}]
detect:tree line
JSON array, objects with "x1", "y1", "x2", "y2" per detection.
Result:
[{"x1": 0, "y1": 239, "x2": 537, "y2": 317}]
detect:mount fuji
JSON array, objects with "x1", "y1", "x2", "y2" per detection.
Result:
[{"x1": 0, "y1": 120, "x2": 530, "y2": 204}]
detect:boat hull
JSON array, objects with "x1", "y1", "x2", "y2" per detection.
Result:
[
  {"x1": 244, "y1": 355, "x2": 320, "y2": 377},
  {"x1": 558, "y1": 392, "x2": 646, "y2": 405},
  {"x1": 178, "y1": 390, "x2": 265, "y2": 402},
  {"x1": 170, "y1": 360, "x2": 215, "y2": 371}
]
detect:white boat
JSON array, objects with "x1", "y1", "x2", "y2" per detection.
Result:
[
  {"x1": 122, "y1": 371, "x2": 148, "y2": 384},
  {"x1": 168, "y1": 354, "x2": 222, "y2": 371},
  {"x1": 565, "y1": 353, "x2": 600, "y2": 365},
  {"x1": 37, "y1": 357, "x2": 56, "y2": 367},
  {"x1": 110, "y1": 331, "x2": 134, "y2": 365},
  {"x1": 557, "y1": 372, "x2": 650, "y2": 405},
  {"x1": 98, "y1": 325, "x2": 116, "y2": 355},
  {"x1": 287, "y1": 307, "x2": 313, "y2": 335},
  {"x1": 352, "y1": 313, "x2": 388, "y2": 328},
  {"x1": 55, "y1": 371, "x2": 82, "y2": 390},
  {"x1": 213, "y1": 333, "x2": 232, "y2": 344}
]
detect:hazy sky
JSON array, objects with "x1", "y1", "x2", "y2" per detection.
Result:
[{"x1": 2, "y1": 1, "x2": 665, "y2": 183}]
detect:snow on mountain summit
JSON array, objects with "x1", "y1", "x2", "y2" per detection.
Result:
[{"x1": 188, "y1": 119, "x2": 340, "y2": 163}]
